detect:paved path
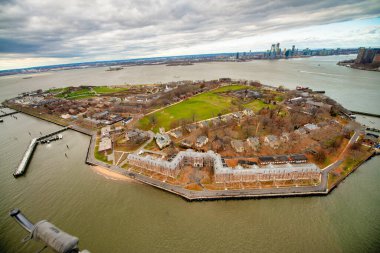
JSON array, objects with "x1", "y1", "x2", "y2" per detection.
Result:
[
  {"x1": 86, "y1": 133, "x2": 331, "y2": 200},
  {"x1": 134, "y1": 131, "x2": 154, "y2": 154},
  {"x1": 84, "y1": 129, "x2": 361, "y2": 200},
  {"x1": 0, "y1": 111, "x2": 18, "y2": 118}
]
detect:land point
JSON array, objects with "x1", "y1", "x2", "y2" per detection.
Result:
[{"x1": 3, "y1": 79, "x2": 377, "y2": 200}]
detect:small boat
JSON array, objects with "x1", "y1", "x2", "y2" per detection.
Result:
[
  {"x1": 296, "y1": 86, "x2": 309, "y2": 91},
  {"x1": 40, "y1": 134, "x2": 63, "y2": 144},
  {"x1": 0, "y1": 119, "x2": 3, "y2": 123}
]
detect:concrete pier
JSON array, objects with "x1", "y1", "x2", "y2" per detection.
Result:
[
  {"x1": 13, "y1": 138, "x2": 38, "y2": 177},
  {"x1": 13, "y1": 127, "x2": 68, "y2": 178},
  {"x1": 350, "y1": 110, "x2": 380, "y2": 118},
  {"x1": 0, "y1": 111, "x2": 18, "y2": 118},
  {"x1": 37, "y1": 127, "x2": 68, "y2": 141}
]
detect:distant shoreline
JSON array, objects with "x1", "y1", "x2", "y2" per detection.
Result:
[
  {"x1": 4, "y1": 79, "x2": 375, "y2": 201},
  {"x1": 0, "y1": 53, "x2": 358, "y2": 77},
  {"x1": 337, "y1": 59, "x2": 380, "y2": 72}
]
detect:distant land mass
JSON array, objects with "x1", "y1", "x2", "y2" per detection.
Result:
[{"x1": 0, "y1": 47, "x2": 359, "y2": 76}]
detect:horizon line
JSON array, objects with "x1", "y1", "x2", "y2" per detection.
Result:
[{"x1": 0, "y1": 45, "x2": 374, "y2": 73}]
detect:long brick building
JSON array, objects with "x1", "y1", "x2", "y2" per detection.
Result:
[{"x1": 127, "y1": 149, "x2": 321, "y2": 184}]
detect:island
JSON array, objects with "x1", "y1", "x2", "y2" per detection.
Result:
[
  {"x1": 337, "y1": 47, "x2": 380, "y2": 72},
  {"x1": 3, "y1": 79, "x2": 377, "y2": 200}
]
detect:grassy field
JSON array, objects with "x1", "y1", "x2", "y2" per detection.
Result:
[
  {"x1": 54, "y1": 86, "x2": 129, "y2": 100},
  {"x1": 56, "y1": 87, "x2": 95, "y2": 99},
  {"x1": 93, "y1": 86, "x2": 129, "y2": 93},
  {"x1": 243, "y1": 99, "x2": 275, "y2": 112},
  {"x1": 212, "y1": 84, "x2": 256, "y2": 93},
  {"x1": 94, "y1": 138, "x2": 112, "y2": 164},
  {"x1": 138, "y1": 85, "x2": 255, "y2": 131},
  {"x1": 47, "y1": 87, "x2": 69, "y2": 94}
]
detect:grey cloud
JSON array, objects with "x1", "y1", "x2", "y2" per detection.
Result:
[{"x1": 0, "y1": 0, "x2": 379, "y2": 59}]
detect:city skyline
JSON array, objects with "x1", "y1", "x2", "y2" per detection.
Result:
[{"x1": 0, "y1": 0, "x2": 380, "y2": 70}]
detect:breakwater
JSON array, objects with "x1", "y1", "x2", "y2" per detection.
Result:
[
  {"x1": 13, "y1": 127, "x2": 68, "y2": 177},
  {"x1": 0, "y1": 111, "x2": 18, "y2": 118},
  {"x1": 350, "y1": 110, "x2": 380, "y2": 118}
]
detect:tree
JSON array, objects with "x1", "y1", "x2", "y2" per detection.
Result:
[
  {"x1": 192, "y1": 111, "x2": 197, "y2": 122},
  {"x1": 170, "y1": 120, "x2": 179, "y2": 129},
  {"x1": 212, "y1": 136, "x2": 223, "y2": 152},
  {"x1": 149, "y1": 114, "x2": 157, "y2": 126},
  {"x1": 314, "y1": 150, "x2": 326, "y2": 163},
  {"x1": 350, "y1": 140, "x2": 362, "y2": 150}
]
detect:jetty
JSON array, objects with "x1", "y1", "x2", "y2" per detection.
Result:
[
  {"x1": 40, "y1": 134, "x2": 63, "y2": 144},
  {"x1": 366, "y1": 127, "x2": 380, "y2": 133},
  {"x1": 0, "y1": 111, "x2": 18, "y2": 118},
  {"x1": 13, "y1": 127, "x2": 68, "y2": 177},
  {"x1": 38, "y1": 127, "x2": 68, "y2": 140},
  {"x1": 350, "y1": 110, "x2": 380, "y2": 118},
  {"x1": 13, "y1": 138, "x2": 38, "y2": 177}
]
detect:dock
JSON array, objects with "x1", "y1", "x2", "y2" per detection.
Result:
[
  {"x1": 13, "y1": 127, "x2": 68, "y2": 177},
  {"x1": 13, "y1": 138, "x2": 38, "y2": 177},
  {"x1": 350, "y1": 110, "x2": 380, "y2": 118},
  {"x1": 37, "y1": 127, "x2": 68, "y2": 141},
  {"x1": 40, "y1": 134, "x2": 63, "y2": 144},
  {"x1": 0, "y1": 111, "x2": 18, "y2": 118},
  {"x1": 366, "y1": 127, "x2": 380, "y2": 133}
]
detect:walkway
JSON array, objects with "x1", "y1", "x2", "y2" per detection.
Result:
[
  {"x1": 13, "y1": 127, "x2": 68, "y2": 177},
  {"x1": 0, "y1": 111, "x2": 18, "y2": 118},
  {"x1": 86, "y1": 134, "x2": 328, "y2": 200}
]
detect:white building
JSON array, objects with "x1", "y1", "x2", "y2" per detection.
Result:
[
  {"x1": 304, "y1": 123, "x2": 319, "y2": 132},
  {"x1": 99, "y1": 137, "x2": 112, "y2": 152},
  {"x1": 127, "y1": 149, "x2": 321, "y2": 183},
  {"x1": 155, "y1": 133, "x2": 171, "y2": 149},
  {"x1": 231, "y1": 140, "x2": 245, "y2": 153},
  {"x1": 196, "y1": 136, "x2": 208, "y2": 148},
  {"x1": 247, "y1": 137, "x2": 260, "y2": 150},
  {"x1": 264, "y1": 135, "x2": 280, "y2": 149},
  {"x1": 243, "y1": 108, "x2": 254, "y2": 116},
  {"x1": 101, "y1": 126, "x2": 111, "y2": 137},
  {"x1": 169, "y1": 130, "x2": 183, "y2": 139}
]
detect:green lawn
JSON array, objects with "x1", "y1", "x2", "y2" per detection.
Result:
[
  {"x1": 47, "y1": 87, "x2": 69, "y2": 94},
  {"x1": 56, "y1": 87, "x2": 95, "y2": 99},
  {"x1": 213, "y1": 85, "x2": 256, "y2": 93},
  {"x1": 243, "y1": 100, "x2": 275, "y2": 112},
  {"x1": 54, "y1": 86, "x2": 129, "y2": 100},
  {"x1": 94, "y1": 146, "x2": 112, "y2": 164},
  {"x1": 93, "y1": 86, "x2": 129, "y2": 94},
  {"x1": 138, "y1": 86, "x2": 248, "y2": 131}
]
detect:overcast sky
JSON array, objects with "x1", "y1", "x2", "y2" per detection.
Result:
[{"x1": 0, "y1": 0, "x2": 380, "y2": 70}]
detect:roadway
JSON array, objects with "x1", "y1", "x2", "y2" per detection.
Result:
[{"x1": 85, "y1": 130, "x2": 361, "y2": 200}]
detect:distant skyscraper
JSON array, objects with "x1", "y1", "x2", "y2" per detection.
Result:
[
  {"x1": 285, "y1": 49, "x2": 291, "y2": 58},
  {"x1": 276, "y1": 43, "x2": 280, "y2": 55},
  {"x1": 271, "y1": 44, "x2": 276, "y2": 57},
  {"x1": 355, "y1": 47, "x2": 366, "y2": 63},
  {"x1": 356, "y1": 47, "x2": 380, "y2": 64}
]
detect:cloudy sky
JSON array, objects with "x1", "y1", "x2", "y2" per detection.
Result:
[{"x1": 0, "y1": 0, "x2": 380, "y2": 70}]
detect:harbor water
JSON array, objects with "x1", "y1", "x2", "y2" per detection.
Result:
[{"x1": 0, "y1": 55, "x2": 380, "y2": 252}]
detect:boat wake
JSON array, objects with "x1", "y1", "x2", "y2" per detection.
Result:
[{"x1": 299, "y1": 70, "x2": 345, "y2": 77}]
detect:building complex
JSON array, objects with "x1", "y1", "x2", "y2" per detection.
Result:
[{"x1": 128, "y1": 149, "x2": 321, "y2": 184}]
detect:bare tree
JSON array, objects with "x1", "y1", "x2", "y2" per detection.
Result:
[{"x1": 149, "y1": 114, "x2": 157, "y2": 126}]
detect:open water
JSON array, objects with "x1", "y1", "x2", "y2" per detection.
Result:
[{"x1": 0, "y1": 55, "x2": 379, "y2": 253}]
